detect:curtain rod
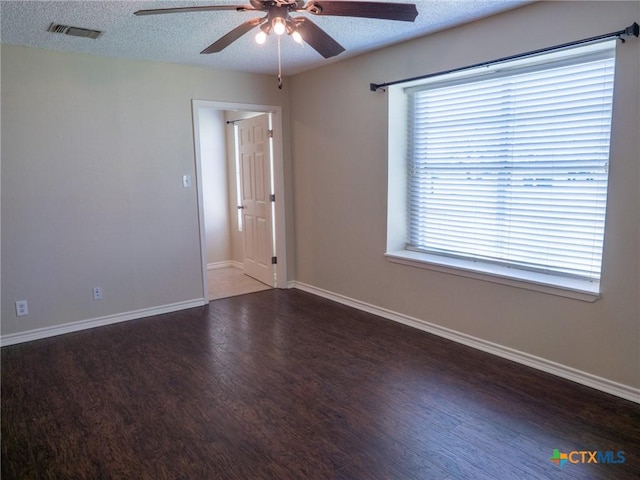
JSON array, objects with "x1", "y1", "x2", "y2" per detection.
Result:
[{"x1": 369, "y1": 22, "x2": 639, "y2": 92}]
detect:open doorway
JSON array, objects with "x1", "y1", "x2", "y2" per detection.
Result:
[{"x1": 192, "y1": 100, "x2": 287, "y2": 302}]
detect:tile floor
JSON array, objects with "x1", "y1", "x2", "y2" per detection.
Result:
[{"x1": 207, "y1": 266, "x2": 272, "y2": 301}]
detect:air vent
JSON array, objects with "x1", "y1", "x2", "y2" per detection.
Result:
[
  {"x1": 47, "y1": 23, "x2": 102, "y2": 39},
  {"x1": 48, "y1": 23, "x2": 68, "y2": 34}
]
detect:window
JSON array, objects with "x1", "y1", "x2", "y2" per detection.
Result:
[
  {"x1": 233, "y1": 124, "x2": 243, "y2": 232},
  {"x1": 386, "y1": 40, "x2": 617, "y2": 301}
]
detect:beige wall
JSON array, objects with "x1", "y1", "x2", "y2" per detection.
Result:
[
  {"x1": 1, "y1": 45, "x2": 290, "y2": 335},
  {"x1": 289, "y1": 1, "x2": 640, "y2": 388},
  {"x1": 199, "y1": 108, "x2": 231, "y2": 265}
]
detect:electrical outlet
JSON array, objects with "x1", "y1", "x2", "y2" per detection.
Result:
[
  {"x1": 92, "y1": 287, "x2": 103, "y2": 301},
  {"x1": 15, "y1": 300, "x2": 28, "y2": 316}
]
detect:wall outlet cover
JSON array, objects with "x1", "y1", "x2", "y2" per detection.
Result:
[{"x1": 16, "y1": 300, "x2": 29, "y2": 316}]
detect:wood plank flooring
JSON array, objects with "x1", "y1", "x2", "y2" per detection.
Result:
[{"x1": 2, "y1": 289, "x2": 639, "y2": 479}]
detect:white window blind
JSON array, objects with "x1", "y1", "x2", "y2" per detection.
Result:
[{"x1": 406, "y1": 40, "x2": 616, "y2": 281}]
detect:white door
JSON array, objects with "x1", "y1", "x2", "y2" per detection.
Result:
[{"x1": 237, "y1": 114, "x2": 275, "y2": 286}]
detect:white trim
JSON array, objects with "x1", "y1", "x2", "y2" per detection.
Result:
[
  {"x1": 385, "y1": 250, "x2": 600, "y2": 302},
  {"x1": 291, "y1": 281, "x2": 640, "y2": 404},
  {"x1": 0, "y1": 298, "x2": 207, "y2": 347},
  {"x1": 207, "y1": 261, "x2": 244, "y2": 271}
]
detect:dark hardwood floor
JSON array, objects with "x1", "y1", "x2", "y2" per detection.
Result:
[{"x1": 2, "y1": 289, "x2": 639, "y2": 479}]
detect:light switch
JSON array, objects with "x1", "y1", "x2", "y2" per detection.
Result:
[{"x1": 183, "y1": 175, "x2": 192, "y2": 188}]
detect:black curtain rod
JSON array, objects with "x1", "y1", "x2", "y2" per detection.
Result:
[{"x1": 370, "y1": 22, "x2": 639, "y2": 92}]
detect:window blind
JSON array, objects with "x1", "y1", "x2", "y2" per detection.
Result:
[{"x1": 407, "y1": 40, "x2": 616, "y2": 280}]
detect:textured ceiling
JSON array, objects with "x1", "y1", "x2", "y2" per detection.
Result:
[{"x1": 1, "y1": 0, "x2": 532, "y2": 75}]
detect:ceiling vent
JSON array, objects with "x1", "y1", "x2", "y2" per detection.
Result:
[{"x1": 47, "y1": 23, "x2": 102, "y2": 39}]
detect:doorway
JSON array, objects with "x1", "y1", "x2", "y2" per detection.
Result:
[{"x1": 192, "y1": 100, "x2": 287, "y2": 302}]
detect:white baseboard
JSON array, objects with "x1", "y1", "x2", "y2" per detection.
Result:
[
  {"x1": 0, "y1": 298, "x2": 207, "y2": 347},
  {"x1": 207, "y1": 261, "x2": 244, "y2": 271},
  {"x1": 291, "y1": 281, "x2": 640, "y2": 404}
]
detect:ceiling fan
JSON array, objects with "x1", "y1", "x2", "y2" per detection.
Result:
[{"x1": 134, "y1": 1, "x2": 419, "y2": 60}]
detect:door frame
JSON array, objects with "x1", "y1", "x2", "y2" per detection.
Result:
[{"x1": 191, "y1": 100, "x2": 287, "y2": 302}]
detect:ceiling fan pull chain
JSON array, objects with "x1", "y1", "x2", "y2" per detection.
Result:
[{"x1": 277, "y1": 35, "x2": 283, "y2": 89}]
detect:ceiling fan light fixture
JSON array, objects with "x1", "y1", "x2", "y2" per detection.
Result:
[
  {"x1": 291, "y1": 30, "x2": 303, "y2": 44},
  {"x1": 260, "y1": 21, "x2": 272, "y2": 34},
  {"x1": 255, "y1": 30, "x2": 267, "y2": 44},
  {"x1": 272, "y1": 17, "x2": 286, "y2": 35}
]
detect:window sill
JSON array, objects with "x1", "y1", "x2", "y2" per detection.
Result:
[{"x1": 385, "y1": 250, "x2": 601, "y2": 302}]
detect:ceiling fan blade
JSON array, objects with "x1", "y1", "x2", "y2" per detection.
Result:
[
  {"x1": 301, "y1": 1, "x2": 418, "y2": 22},
  {"x1": 134, "y1": 5, "x2": 254, "y2": 16},
  {"x1": 294, "y1": 18, "x2": 345, "y2": 59},
  {"x1": 201, "y1": 17, "x2": 265, "y2": 53}
]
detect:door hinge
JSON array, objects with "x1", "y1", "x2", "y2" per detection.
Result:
[
  {"x1": 270, "y1": 194, "x2": 276, "y2": 202},
  {"x1": 271, "y1": 256, "x2": 277, "y2": 265},
  {"x1": 267, "y1": 129, "x2": 274, "y2": 138}
]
